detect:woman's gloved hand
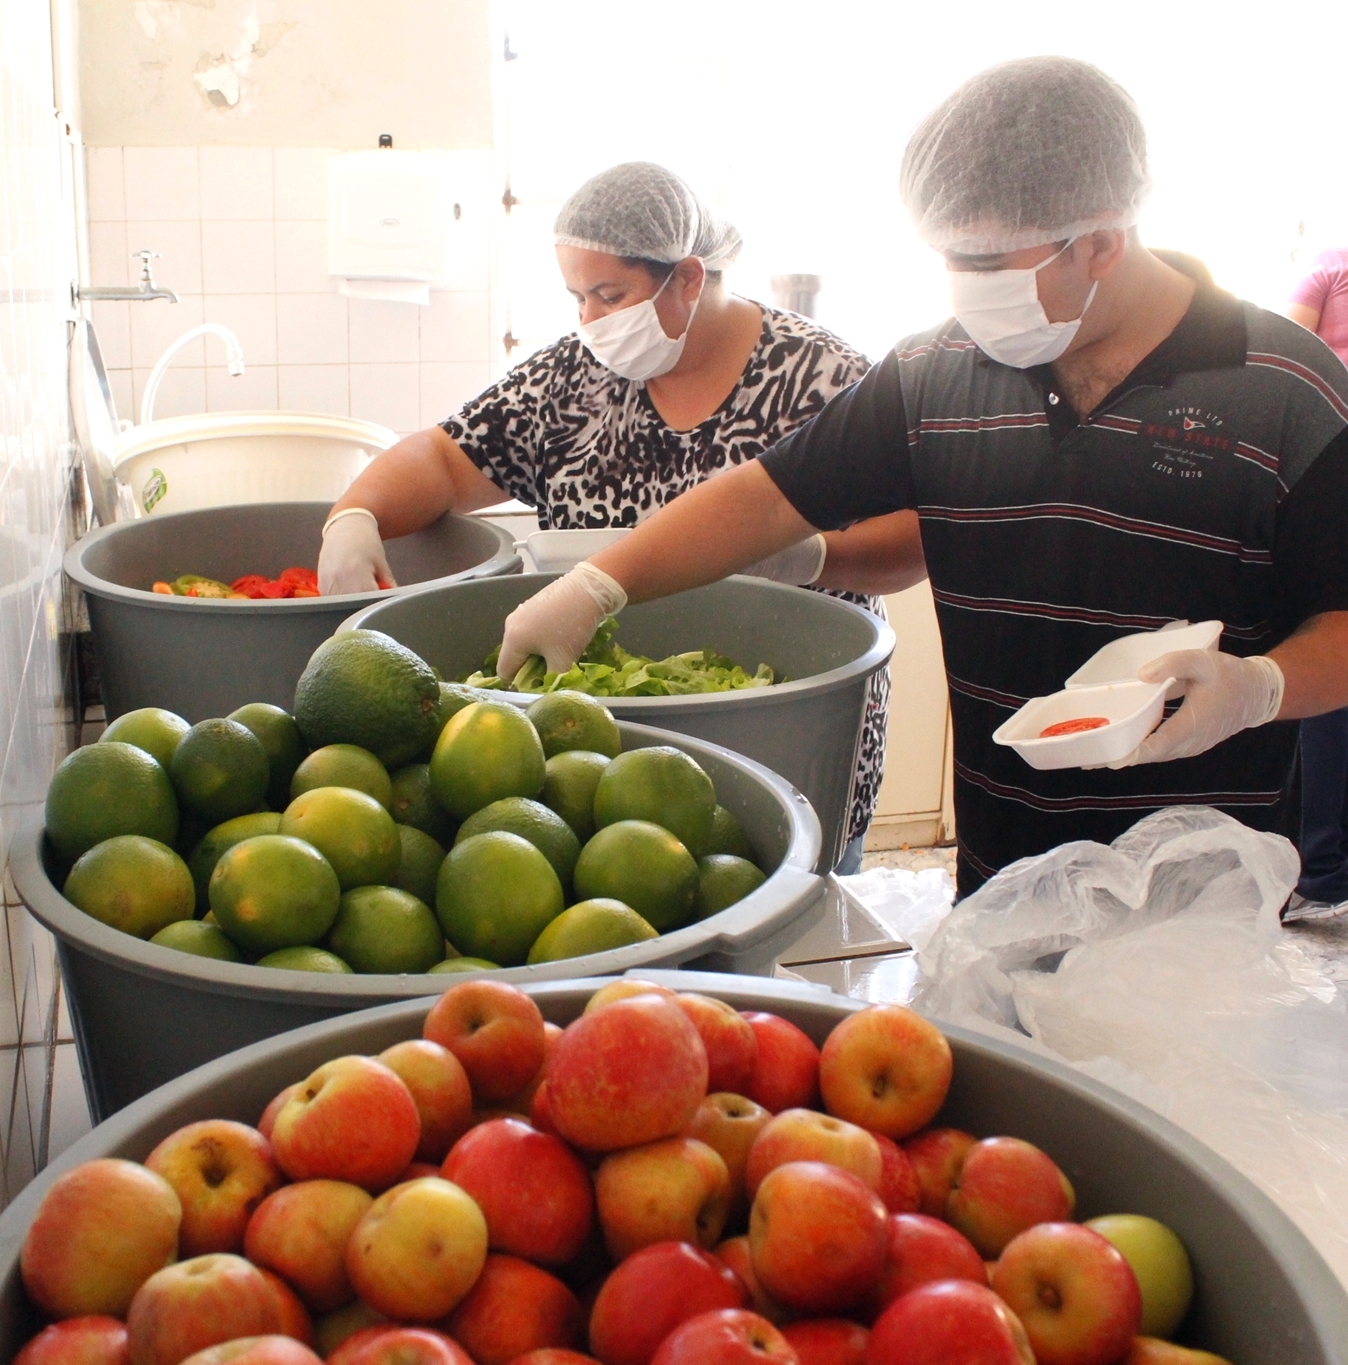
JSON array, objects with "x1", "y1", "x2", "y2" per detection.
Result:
[
  {"x1": 318, "y1": 508, "x2": 396, "y2": 596},
  {"x1": 739, "y1": 533, "x2": 827, "y2": 585},
  {"x1": 496, "y1": 561, "x2": 628, "y2": 680},
  {"x1": 1109, "y1": 649, "x2": 1285, "y2": 768}
]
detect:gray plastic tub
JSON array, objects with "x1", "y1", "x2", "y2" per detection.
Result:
[
  {"x1": 64, "y1": 503, "x2": 521, "y2": 723},
  {"x1": 344, "y1": 574, "x2": 896, "y2": 870},
  {"x1": 13, "y1": 722, "x2": 822, "y2": 1123},
  {"x1": 2, "y1": 974, "x2": 1345, "y2": 1364}
]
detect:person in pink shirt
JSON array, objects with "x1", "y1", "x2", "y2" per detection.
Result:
[{"x1": 1289, "y1": 249, "x2": 1348, "y2": 366}]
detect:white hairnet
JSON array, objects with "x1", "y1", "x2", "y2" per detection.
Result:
[
  {"x1": 899, "y1": 56, "x2": 1152, "y2": 256},
  {"x1": 554, "y1": 162, "x2": 743, "y2": 272}
]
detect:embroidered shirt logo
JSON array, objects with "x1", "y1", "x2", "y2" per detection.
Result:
[
  {"x1": 1182, "y1": 416, "x2": 1206, "y2": 431},
  {"x1": 1141, "y1": 408, "x2": 1229, "y2": 480}
]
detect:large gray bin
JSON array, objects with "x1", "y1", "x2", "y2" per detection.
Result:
[
  {"x1": 64, "y1": 503, "x2": 521, "y2": 723},
  {"x1": 1, "y1": 974, "x2": 1344, "y2": 1364},
  {"x1": 344, "y1": 575, "x2": 896, "y2": 870},
  {"x1": 14, "y1": 722, "x2": 822, "y2": 1123}
]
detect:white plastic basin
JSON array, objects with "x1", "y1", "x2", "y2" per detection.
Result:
[{"x1": 993, "y1": 678, "x2": 1172, "y2": 770}]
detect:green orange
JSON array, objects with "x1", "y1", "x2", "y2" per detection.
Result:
[
  {"x1": 45, "y1": 742, "x2": 179, "y2": 862},
  {"x1": 208, "y1": 834, "x2": 341, "y2": 954},
  {"x1": 63, "y1": 835, "x2": 194, "y2": 939},
  {"x1": 279, "y1": 787, "x2": 400, "y2": 890},
  {"x1": 429, "y1": 702, "x2": 545, "y2": 820},
  {"x1": 572, "y1": 819, "x2": 699, "y2": 933},
  {"x1": 592, "y1": 746, "x2": 716, "y2": 855}
]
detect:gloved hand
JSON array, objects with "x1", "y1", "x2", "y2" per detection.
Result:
[
  {"x1": 497, "y1": 561, "x2": 628, "y2": 681},
  {"x1": 318, "y1": 508, "x2": 396, "y2": 595},
  {"x1": 1109, "y1": 649, "x2": 1285, "y2": 768},
  {"x1": 739, "y1": 533, "x2": 827, "y2": 585}
]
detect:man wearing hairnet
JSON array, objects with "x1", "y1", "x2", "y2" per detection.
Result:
[
  {"x1": 320, "y1": 162, "x2": 919, "y2": 872},
  {"x1": 499, "y1": 59, "x2": 1348, "y2": 895}
]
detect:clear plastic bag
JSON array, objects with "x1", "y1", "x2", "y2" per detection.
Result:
[
  {"x1": 835, "y1": 865, "x2": 955, "y2": 952},
  {"x1": 912, "y1": 806, "x2": 1348, "y2": 1285}
]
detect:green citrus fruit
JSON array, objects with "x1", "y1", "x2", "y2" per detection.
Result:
[
  {"x1": 573, "y1": 819, "x2": 699, "y2": 932},
  {"x1": 389, "y1": 763, "x2": 456, "y2": 844},
  {"x1": 187, "y1": 812, "x2": 282, "y2": 914},
  {"x1": 290, "y1": 744, "x2": 392, "y2": 809},
  {"x1": 279, "y1": 787, "x2": 400, "y2": 891},
  {"x1": 455, "y1": 797, "x2": 580, "y2": 892},
  {"x1": 170, "y1": 718, "x2": 271, "y2": 825},
  {"x1": 420, "y1": 682, "x2": 498, "y2": 760},
  {"x1": 228, "y1": 703, "x2": 306, "y2": 810},
  {"x1": 436, "y1": 830, "x2": 564, "y2": 966},
  {"x1": 526, "y1": 899, "x2": 658, "y2": 964},
  {"x1": 209, "y1": 833, "x2": 342, "y2": 953},
  {"x1": 256, "y1": 946, "x2": 353, "y2": 973},
  {"x1": 593, "y1": 746, "x2": 716, "y2": 856},
  {"x1": 63, "y1": 835, "x2": 194, "y2": 938},
  {"x1": 526, "y1": 691, "x2": 622, "y2": 759},
  {"x1": 696, "y1": 854, "x2": 767, "y2": 919},
  {"x1": 150, "y1": 918, "x2": 242, "y2": 962},
  {"x1": 428, "y1": 956, "x2": 500, "y2": 974},
  {"x1": 100, "y1": 708, "x2": 191, "y2": 770},
  {"x1": 394, "y1": 824, "x2": 446, "y2": 908},
  {"x1": 327, "y1": 885, "x2": 444, "y2": 974},
  {"x1": 430, "y1": 702, "x2": 546, "y2": 820},
  {"x1": 293, "y1": 629, "x2": 441, "y2": 767},
  {"x1": 46, "y1": 742, "x2": 179, "y2": 862},
  {"x1": 540, "y1": 750, "x2": 610, "y2": 843},
  {"x1": 704, "y1": 805, "x2": 757, "y2": 863}
]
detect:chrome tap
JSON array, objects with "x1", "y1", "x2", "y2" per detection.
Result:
[{"x1": 76, "y1": 250, "x2": 180, "y2": 303}]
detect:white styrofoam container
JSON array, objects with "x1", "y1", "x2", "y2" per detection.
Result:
[
  {"x1": 517, "y1": 527, "x2": 630, "y2": 572},
  {"x1": 1066, "y1": 620, "x2": 1223, "y2": 700},
  {"x1": 993, "y1": 678, "x2": 1172, "y2": 770}
]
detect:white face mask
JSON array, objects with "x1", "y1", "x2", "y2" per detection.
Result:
[
  {"x1": 948, "y1": 239, "x2": 1098, "y2": 367},
  {"x1": 578, "y1": 269, "x2": 698, "y2": 380}
]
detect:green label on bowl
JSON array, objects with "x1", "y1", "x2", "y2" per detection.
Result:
[{"x1": 142, "y1": 468, "x2": 168, "y2": 513}]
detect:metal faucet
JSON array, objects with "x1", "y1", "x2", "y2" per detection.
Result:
[{"x1": 77, "y1": 250, "x2": 180, "y2": 303}]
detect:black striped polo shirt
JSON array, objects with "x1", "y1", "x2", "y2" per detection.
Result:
[{"x1": 761, "y1": 269, "x2": 1348, "y2": 894}]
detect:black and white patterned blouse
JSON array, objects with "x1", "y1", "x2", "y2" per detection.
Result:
[{"x1": 441, "y1": 305, "x2": 889, "y2": 847}]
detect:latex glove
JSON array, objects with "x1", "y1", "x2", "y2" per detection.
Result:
[
  {"x1": 497, "y1": 561, "x2": 628, "y2": 680},
  {"x1": 740, "y1": 533, "x2": 827, "y2": 585},
  {"x1": 1108, "y1": 649, "x2": 1285, "y2": 768},
  {"x1": 318, "y1": 508, "x2": 396, "y2": 595}
]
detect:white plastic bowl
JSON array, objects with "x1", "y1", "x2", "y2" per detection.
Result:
[
  {"x1": 518, "y1": 527, "x2": 630, "y2": 572},
  {"x1": 993, "y1": 678, "x2": 1172, "y2": 770},
  {"x1": 1066, "y1": 621, "x2": 1223, "y2": 700}
]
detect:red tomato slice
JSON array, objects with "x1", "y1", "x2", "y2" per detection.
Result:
[
  {"x1": 1039, "y1": 716, "x2": 1111, "y2": 738},
  {"x1": 257, "y1": 580, "x2": 294, "y2": 598},
  {"x1": 277, "y1": 566, "x2": 318, "y2": 588},
  {"x1": 230, "y1": 575, "x2": 271, "y2": 597}
]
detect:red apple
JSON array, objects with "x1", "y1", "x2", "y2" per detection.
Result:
[
  {"x1": 584, "y1": 981, "x2": 677, "y2": 1013},
  {"x1": 901, "y1": 1128, "x2": 977, "y2": 1218},
  {"x1": 748, "y1": 1162, "x2": 886, "y2": 1314},
  {"x1": 312, "y1": 1302, "x2": 387, "y2": 1359},
  {"x1": 872, "y1": 1135, "x2": 921, "y2": 1214},
  {"x1": 126, "y1": 1253, "x2": 283, "y2": 1365},
  {"x1": 596, "y1": 1137, "x2": 730, "y2": 1260},
  {"x1": 443, "y1": 1254, "x2": 582, "y2": 1365},
  {"x1": 244, "y1": 1179, "x2": 374, "y2": 1312},
  {"x1": 21, "y1": 1159, "x2": 182, "y2": 1319},
  {"x1": 13, "y1": 1318, "x2": 129, "y2": 1365},
  {"x1": 873, "y1": 1213, "x2": 987, "y2": 1311},
  {"x1": 867, "y1": 1280, "x2": 1034, "y2": 1365},
  {"x1": 685, "y1": 1094, "x2": 771, "y2": 1220},
  {"x1": 1121, "y1": 1341, "x2": 1233, "y2": 1365},
  {"x1": 589, "y1": 1241, "x2": 747, "y2": 1365},
  {"x1": 503, "y1": 1021, "x2": 565, "y2": 1112},
  {"x1": 673, "y1": 995, "x2": 758, "y2": 1094},
  {"x1": 509, "y1": 1354, "x2": 602, "y2": 1365},
  {"x1": 271, "y1": 1055, "x2": 421, "y2": 1192},
  {"x1": 648, "y1": 1310, "x2": 797, "y2": 1365},
  {"x1": 740, "y1": 1014, "x2": 819, "y2": 1114},
  {"x1": 379, "y1": 1040, "x2": 474, "y2": 1163},
  {"x1": 779, "y1": 1320, "x2": 867, "y2": 1365},
  {"x1": 256, "y1": 1268, "x2": 314, "y2": 1346},
  {"x1": 992, "y1": 1223, "x2": 1142, "y2": 1365},
  {"x1": 818, "y1": 1005, "x2": 951, "y2": 1139},
  {"x1": 145, "y1": 1120, "x2": 283, "y2": 1256},
  {"x1": 531, "y1": 1080, "x2": 559, "y2": 1136},
  {"x1": 258, "y1": 1085, "x2": 300, "y2": 1141},
  {"x1": 327, "y1": 1327, "x2": 473, "y2": 1365},
  {"x1": 423, "y1": 980, "x2": 547, "y2": 1102},
  {"x1": 346, "y1": 1177, "x2": 488, "y2": 1322},
  {"x1": 713, "y1": 1237, "x2": 791, "y2": 1327},
  {"x1": 177, "y1": 1339, "x2": 322, "y2": 1365},
  {"x1": 743, "y1": 1109, "x2": 881, "y2": 1201},
  {"x1": 946, "y1": 1136, "x2": 1076, "y2": 1258},
  {"x1": 547, "y1": 995, "x2": 708, "y2": 1152},
  {"x1": 442, "y1": 1117, "x2": 593, "y2": 1265}
]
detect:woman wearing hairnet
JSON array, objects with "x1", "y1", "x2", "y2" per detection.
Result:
[{"x1": 320, "y1": 162, "x2": 919, "y2": 872}]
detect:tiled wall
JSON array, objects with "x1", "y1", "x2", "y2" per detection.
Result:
[{"x1": 84, "y1": 146, "x2": 498, "y2": 437}]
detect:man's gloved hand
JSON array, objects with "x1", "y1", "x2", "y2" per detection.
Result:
[
  {"x1": 496, "y1": 561, "x2": 628, "y2": 681},
  {"x1": 739, "y1": 534, "x2": 828, "y2": 586},
  {"x1": 1109, "y1": 649, "x2": 1285, "y2": 768},
  {"x1": 318, "y1": 508, "x2": 396, "y2": 595}
]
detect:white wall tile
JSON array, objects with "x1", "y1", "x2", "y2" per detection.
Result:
[
  {"x1": 421, "y1": 291, "x2": 491, "y2": 363},
  {"x1": 273, "y1": 149, "x2": 334, "y2": 221},
  {"x1": 277, "y1": 293, "x2": 348, "y2": 365},
  {"x1": 89, "y1": 301, "x2": 131, "y2": 371},
  {"x1": 206, "y1": 364, "x2": 278, "y2": 412},
  {"x1": 203, "y1": 294, "x2": 277, "y2": 366},
  {"x1": 132, "y1": 365, "x2": 207, "y2": 422},
  {"x1": 349, "y1": 298, "x2": 420, "y2": 364},
  {"x1": 87, "y1": 220, "x2": 128, "y2": 286},
  {"x1": 351, "y1": 363, "x2": 419, "y2": 434},
  {"x1": 85, "y1": 147, "x2": 125, "y2": 221},
  {"x1": 123, "y1": 147, "x2": 200, "y2": 221},
  {"x1": 420, "y1": 362, "x2": 490, "y2": 428},
  {"x1": 46, "y1": 1044, "x2": 90, "y2": 1163},
  {"x1": 199, "y1": 147, "x2": 274, "y2": 221},
  {"x1": 274, "y1": 220, "x2": 331, "y2": 294},
  {"x1": 201, "y1": 220, "x2": 275, "y2": 294},
  {"x1": 278, "y1": 365, "x2": 349, "y2": 416},
  {"x1": 124, "y1": 220, "x2": 202, "y2": 294},
  {"x1": 129, "y1": 294, "x2": 205, "y2": 379}
]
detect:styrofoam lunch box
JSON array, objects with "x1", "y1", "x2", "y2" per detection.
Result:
[
  {"x1": 993, "y1": 678, "x2": 1172, "y2": 769},
  {"x1": 1066, "y1": 619, "x2": 1223, "y2": 700},
  {"x1": 517, "y1": 527, "x2": 631, "y2": 572}
]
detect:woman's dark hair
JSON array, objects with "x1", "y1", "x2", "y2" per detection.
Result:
[{"x1": 621, "y1": 256, "x2": 722, "y2": 287}]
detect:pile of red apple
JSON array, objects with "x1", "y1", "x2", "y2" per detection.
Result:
[{"x1": 15, "y1": 980, "x2": 1232, "y2": 1365}]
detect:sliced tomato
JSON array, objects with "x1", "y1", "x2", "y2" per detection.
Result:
[
  {"x1": 277, "y1": 566, "x2": 318, "y2": 588},
  {"x1": 1039, "y1": 716, "x2": 1111, "y2": 738},
  {"x1": 230, "y1": 574, "x2": 272, "y2": 597},
  {"x1": 257, "y1": 580, "x2": 294, "y2": 598},
  {"x1": 290, "y1": 585, "x2": 321, "y2": 598}
]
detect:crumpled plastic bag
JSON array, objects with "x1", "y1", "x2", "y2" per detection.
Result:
[
  {"x1": 911, "y1": 805, "x2": 1348, "y2": 1287},
  {"x1": 834, "y1": 865, "x2": 955, "y2": 952}
]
